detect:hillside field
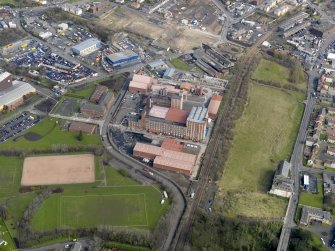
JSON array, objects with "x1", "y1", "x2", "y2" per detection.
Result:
[{"x1": 215, "y1": 69, "x2": 305, "y2": 218}]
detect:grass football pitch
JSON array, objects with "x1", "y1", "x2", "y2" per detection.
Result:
[{"x1": 31, "y1": 185, "x2": 167, "y2": 231}]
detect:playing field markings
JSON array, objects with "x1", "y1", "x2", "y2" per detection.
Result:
[
  {"x1": 0, "y1": 167, "x2": 16, "y2": 189},
  {"x1": 143, "y1": 194, "x2": 149, "y2": 227},
  {"x1": 59, "y1": 194, "x2": 149, "y2": 228}
]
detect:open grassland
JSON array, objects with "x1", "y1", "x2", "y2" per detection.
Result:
[
  {"x1": 252, "y1": 59, "x2": 306, "y2": 92},
  {"x1": 215, "y1": 83, "x2": 305, "y2": 218},
  {"x1": 66, "y1": 75, "x2": 124, "y2": 100},
  {"x1": 31, "y1": 185, "x2": 167, "y2": 231},
  {"x1": 0, "y1": 118, "x2": 100, "y2": 150},
  {"x1": 170, "y1": 58, "x2": 190, "y2": 71}
]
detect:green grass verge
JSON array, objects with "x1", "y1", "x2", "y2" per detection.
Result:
[
  {"x1": 252, "y1": 59, "x2": 306, "y2": 92},
  {"x1": 216, "y1": 83, "x2": 305, "y2": 218},
  {"x1": 0, "y1": 118, "x2": 101, "y2": 151},
  {"x1": 170, "y1": 58, "x2": 189, "y2": 71},
  {"x1": 309, "y1": 232, "x2": 327, "y2": 251}
]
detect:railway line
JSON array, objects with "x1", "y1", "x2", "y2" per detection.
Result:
[{"x1": 173, "y1": 30, "x2": 275, "y2": 250}]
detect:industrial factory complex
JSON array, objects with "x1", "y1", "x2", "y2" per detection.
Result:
[{"x1": 110, "y1": 73, "x2": 223, "y2": 176}]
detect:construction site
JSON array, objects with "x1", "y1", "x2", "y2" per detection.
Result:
[{"x1": 99, "y1": 4, "x2": 220, "y2": 52}]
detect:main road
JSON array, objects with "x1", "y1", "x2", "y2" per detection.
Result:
[
  {"x1": 277, "y1": 30, "x2": 335, "y2": 251},
  {"x1": 276, "y1": 71, "x2": 316, "y2": 251}
]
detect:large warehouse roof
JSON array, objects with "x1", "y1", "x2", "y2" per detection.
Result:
[
  {"x1": 161, "y1": 138, "x2": 183, "y2": 152},
  {"x1": 328, "y1": 53, "x2": 335, "y2": 61},
  {"x1": 72, "y1": 38, "x2": 100, "y2": 52},
  {"x1": 107, "y1": 50, "x2": 138, "y2": 65},
  {"x1": 154, "y1": 156, "x2": 194, "y2": 173},
  {"x1": 129, "y1": 81, "x2": 149, "y2": 90},
  {"x1": 133, "y1": 142, "x2": 196, "y2": 164},
  {"x1": 187, "y1": 106, "x2": 207, "y2": 123},
  {"x1": 0, "y1": 80, "x2": 35, "y2": 108},
  {"x1": 208, "y1": 95, "x2": 222, "y2": 116},
  {"x1": 133, "y1": 74, "x2": 153, "y2": 85},
  {"x1": 0, "y1": 71, "x2": 11, "y2": 83},
  {"x1": 149, "y1": 105, "x2": 169, "y2": 119}
]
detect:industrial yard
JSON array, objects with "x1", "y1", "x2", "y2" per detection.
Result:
[
  {"x1": 99, "y1": 5, "x2": 219, "y2": 51},
  {"x1": 109, "y1": 73, "x2": 224, "y2": 178}
]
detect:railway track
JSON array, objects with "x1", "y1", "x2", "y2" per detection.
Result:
[{"x1": 173, "y1": 30, "x2": 275, "y2": 251}]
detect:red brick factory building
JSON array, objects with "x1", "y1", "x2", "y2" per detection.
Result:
[
  {"x1": 133, "y1": 142, "x2": 197, "y2": 175},
  {"x1": 208, "y1": 94, "x2": 222, "y2": 120},
  {"x1": 128, "y1": 74, "x2": 209, "y2": 142}
]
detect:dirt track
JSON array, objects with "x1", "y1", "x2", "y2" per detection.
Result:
[{"x1": 21, "y1": 154, "x2": 95, "y2": 186}]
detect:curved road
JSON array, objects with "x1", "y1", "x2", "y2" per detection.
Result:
[{"x1": 100, "y1": 78, "x2": 187, "y2": 251}]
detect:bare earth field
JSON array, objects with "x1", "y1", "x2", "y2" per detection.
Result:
[
  {"x1": 21, "y1": 154, "x2": 95, "y2": 186},
  {"x1": 100, "y1": 7, "x2": 219, "y2": 51}
]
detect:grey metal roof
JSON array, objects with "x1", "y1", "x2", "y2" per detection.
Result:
[
  {"x1": 106, "y1": 50, "x2": 138, "y2": 62},
  {"x1": 148, "y1": 59, "x2": 166, "y2": 68},
  {"x1": 187, "y1": 106, "x2": 207, "y2": 123},
  {"x1": 0, "y1": 80, "x2": 36, "y2": 108},
  {"x1": 72, "y1": 38, "x2": 100, "y2": 52},
  {"x1": 276, "y1": 160, "x2": 291, "y2": 178},
  {"x1": 0, "y1": 72, "x2": 10, "y2": 83},
  {"x1": 163, "y1": 67, "x2": 175, "y2": 78}
]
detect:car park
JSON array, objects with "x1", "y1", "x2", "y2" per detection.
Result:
[{"x1": 0, "y1": 112, "x2": 40, "y2": 143}]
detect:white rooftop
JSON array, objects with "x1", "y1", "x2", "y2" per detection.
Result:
[
  {"x1": 328, "y1": 53, "x2": 335, "y2": 61},
  {"x1": 0, "y1": 80, "x2": 36, "y2": 108},
  {"x1": 0, "y1": 71, "x2": 11, "y2": 83}
]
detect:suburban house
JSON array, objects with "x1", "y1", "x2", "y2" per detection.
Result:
[{"x1": 300, "y1": 205, "x2": 331, "y2": 225}]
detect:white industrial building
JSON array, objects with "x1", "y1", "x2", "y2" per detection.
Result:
[
  {"x1": 72, "y1": 38, "x2": 101, "y2": 56},
  {"x1": 39, "y1": 31, "x2": 52, "y2": 39},
  {"x1": 303, "y1": 174, "x2": 309, "y2": 189},
  {"x1": 58, "y1": 23, "x2": 68, "y2": 31},
  {"x1": 0, "y1": 80, "x2": 36, "y2": 111}
]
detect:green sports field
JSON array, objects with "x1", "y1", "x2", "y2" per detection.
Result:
[
  {"x1": 31, "y1": 185, "x2": 167, "y2": 231},
  {"x1": 0, "y1": 156, "x2": 22, "y2": 191}
]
